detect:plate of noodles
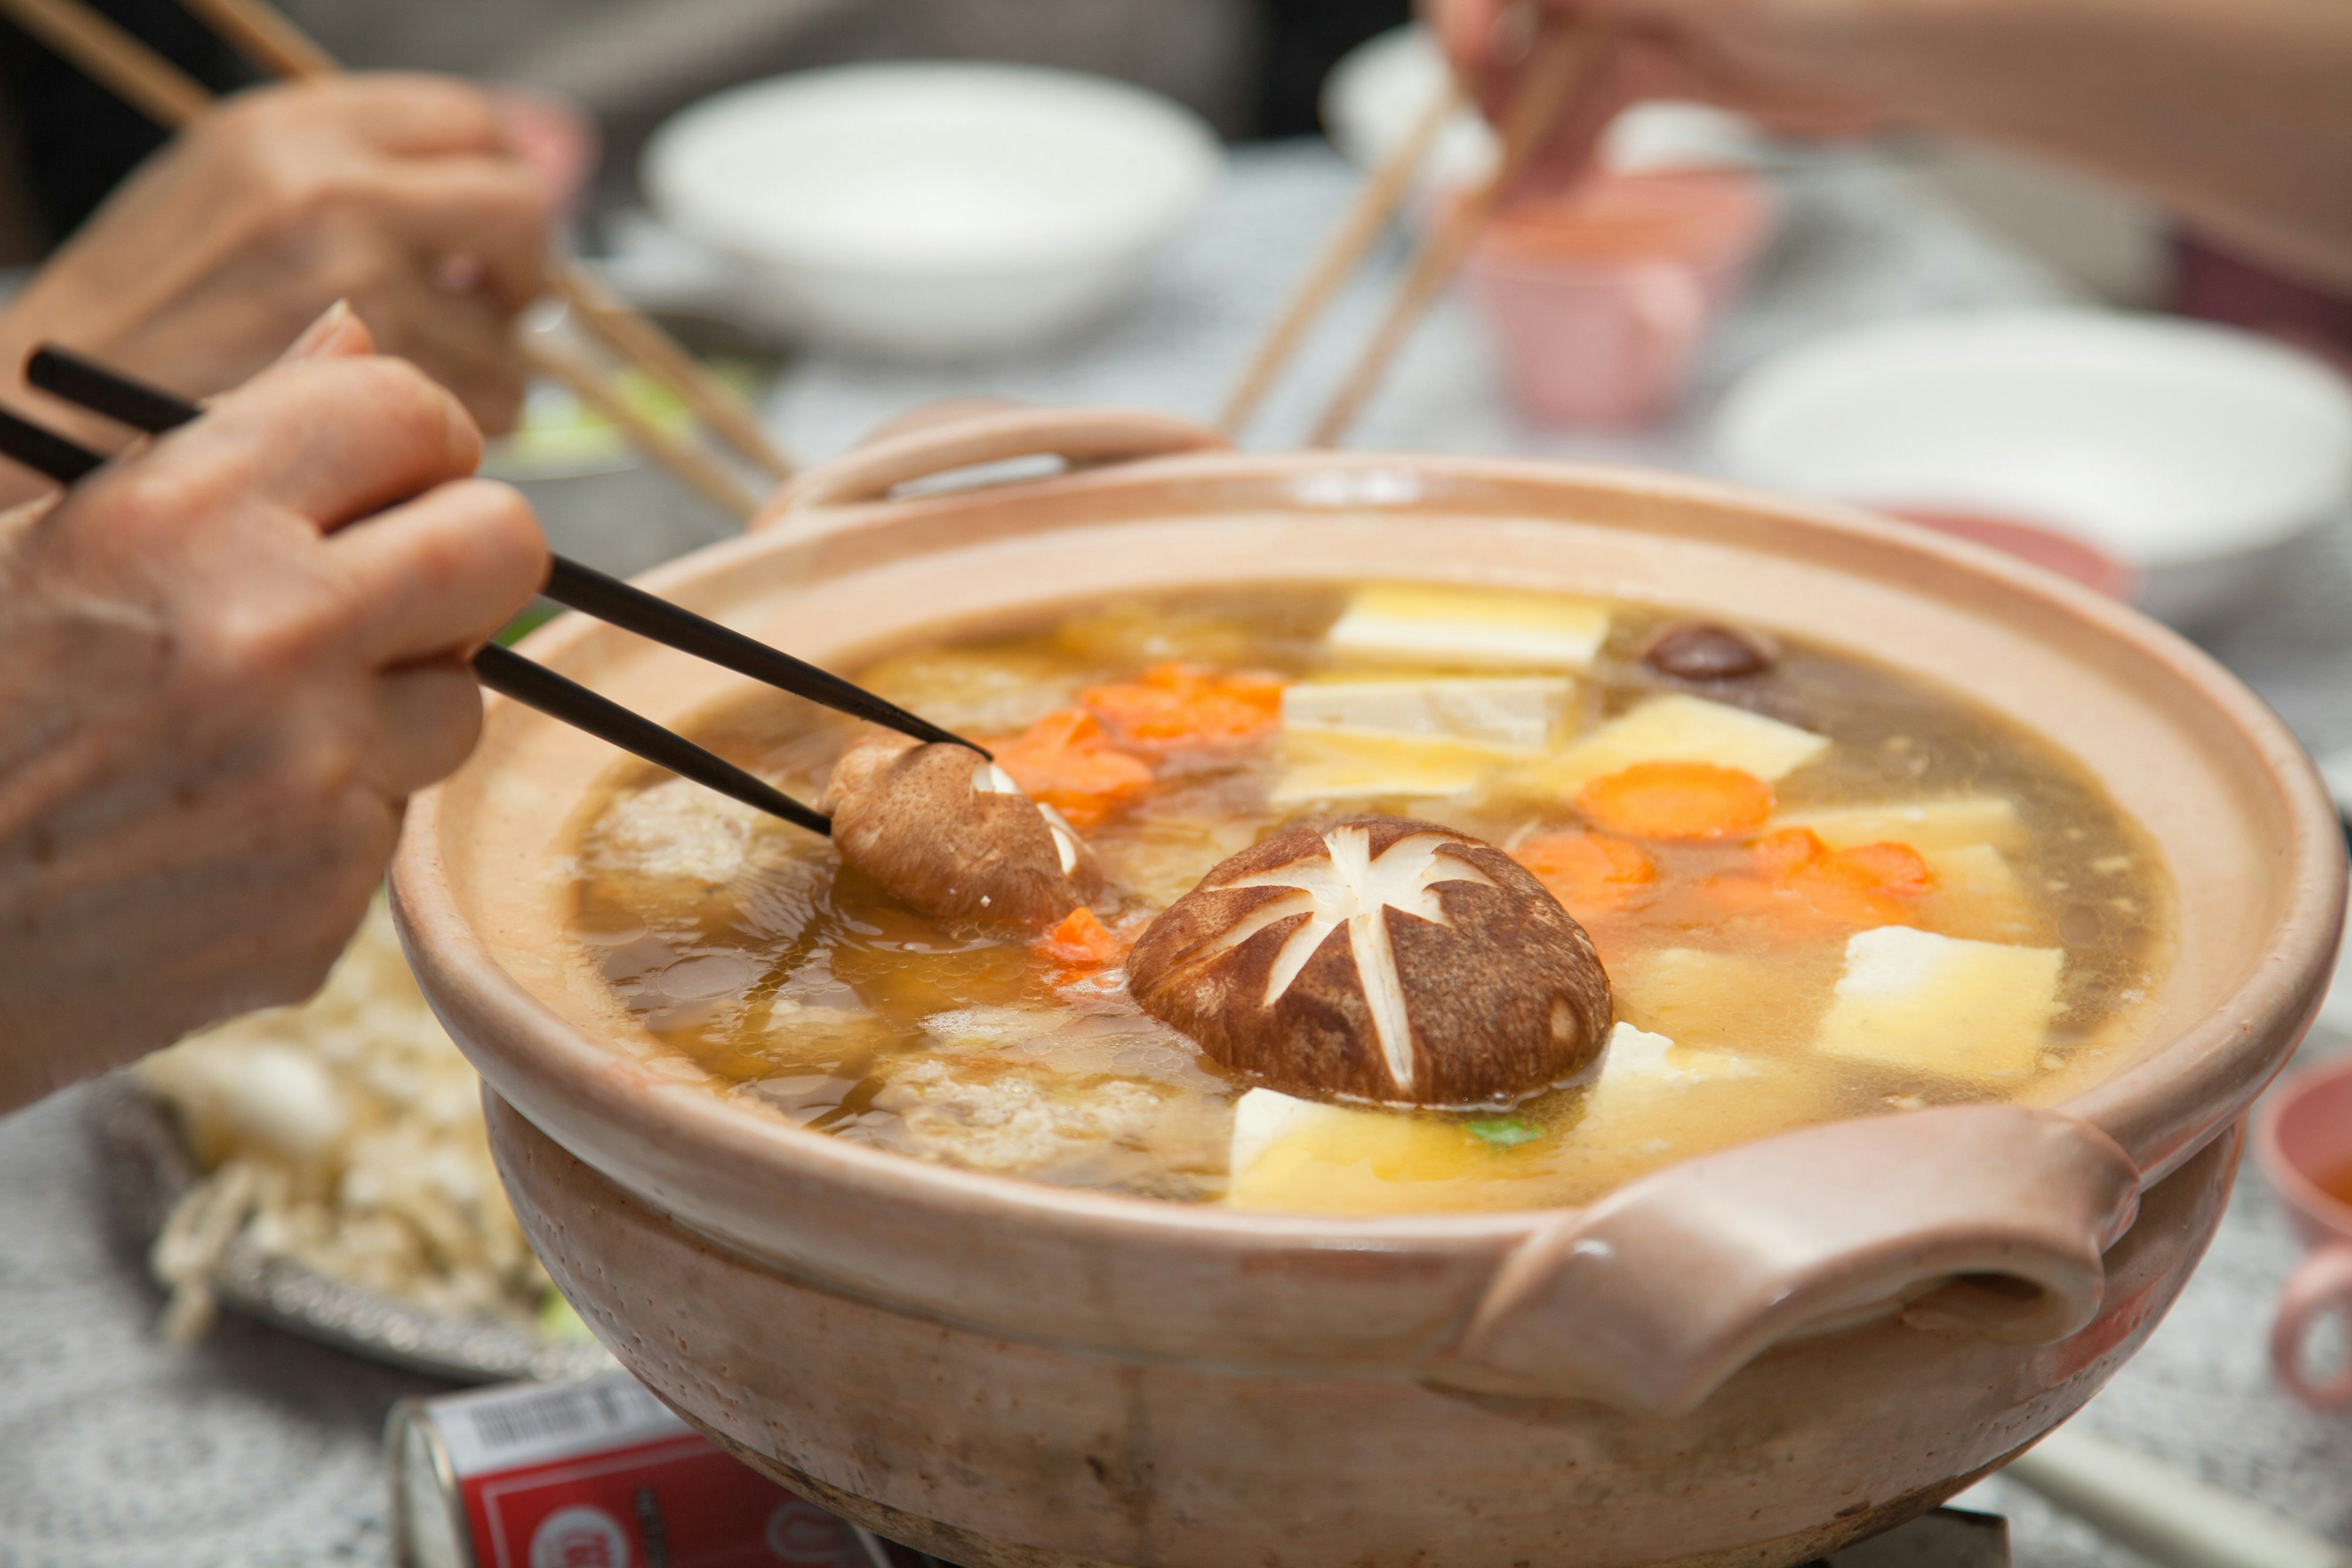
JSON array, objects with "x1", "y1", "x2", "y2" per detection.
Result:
[{"x1": 92, "y1": 897, "x2": 614, "y2": 1383}]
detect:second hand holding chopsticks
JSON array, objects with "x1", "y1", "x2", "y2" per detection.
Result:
[
  {"x1": 0, "y1": 0, "x2": 790, "y2": 518},
  {"x1": 17, "y1": 346, "x2": 989, "y2": 829},
  {"x1": 1219, "y1": 17, "x2": 1616, "y2": 448}
]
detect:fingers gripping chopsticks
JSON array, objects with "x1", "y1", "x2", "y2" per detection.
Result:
[{"x1": 0, "y1": 347, "x2": 986, "y2": 832}]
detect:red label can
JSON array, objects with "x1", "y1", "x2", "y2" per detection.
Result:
[{"x1": 386, "y1": 1374, "x2": 926, "y2": 1568}]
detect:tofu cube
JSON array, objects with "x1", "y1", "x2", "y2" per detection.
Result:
[
  {"x1": 1326, "y1": 584, "x2": 1611, "y2": 670},
  {"x1": 1281, "y1": 676, "x2": 1573, "y2": 752},
  {"x1": 1610, "y1": 945, "x2": 1837, "y2": 1054},
  {"x1": 1537, "y1": 694, "x2": 1829, "y2": 791},
  {"x1": 1817, "y1": 926, "x2": 2064, "y2": 1079},
  {"x1": 1271, "y1": 728, "x2": 1523, "y2": 805},
  {"x1": 1918, "y1": 842, "x2": 2037, "y2": 942},
  {"x1": 1595, "y1": 1020, "x2": 1755, "y2": 1091},
  {"x1": 1226, "y1": 1087, "x2": 1504, "y2": 1212}
]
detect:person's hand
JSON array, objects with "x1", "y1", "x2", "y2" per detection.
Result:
[
  {"x1": 1424, "y1": 0, "x2": 1884, "y2": 192},
  {"x1": 0, "y1": 74, "x2": 552, "y2": 469},
  {"x1": 0, "y1": 305, "x2": 547, "y2": 1114},
  {"x1": 1425, "y1": 0, "x2": 2352, "y2": 290}
]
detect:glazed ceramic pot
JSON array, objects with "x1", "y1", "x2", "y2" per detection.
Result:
[{"x1": 392, "y1": 407, "x2": 2345, "y2": 1567}]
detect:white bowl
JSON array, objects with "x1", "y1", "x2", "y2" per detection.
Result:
[
  {"x1": 1713, "y1": 309, "x2": 2352, "y2": 625},
  {"x1": 644, "y1": 62, "x2": 1221, "y2": 358}
]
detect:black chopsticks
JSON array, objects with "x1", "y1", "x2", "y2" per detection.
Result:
[
  {"x1": 26, "y1": 347, "x2": 982, "y2": 758},
  {"x1": 470, "y1": 643, "x2": 829, "y2": 834},
  {"x1": 1, "y1": 346, "x2": 980, "y2": 833}
]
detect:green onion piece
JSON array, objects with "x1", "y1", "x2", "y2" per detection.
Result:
[{"x1": 1466, "y1": 1117, "x2": 1543, "y2": 1149}]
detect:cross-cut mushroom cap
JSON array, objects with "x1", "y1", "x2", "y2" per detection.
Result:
[
  {"x1": 821, "y1": 727, "x2": 1102, "y2": 929},
  {"x1": 1126, "y1": 816, "x2": 1612, "y2": 1108}
]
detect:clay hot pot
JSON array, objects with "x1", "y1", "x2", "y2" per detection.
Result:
[{"x1": 392, "y1": 407, "x2": 2345, "y2": 1567}]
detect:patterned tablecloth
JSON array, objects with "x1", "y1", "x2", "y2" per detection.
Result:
[{"x1": 1, "y1": 139, "x2": 2346, "y2": 1567}]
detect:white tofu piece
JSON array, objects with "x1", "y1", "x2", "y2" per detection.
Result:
[
  {"x1": 1281, "y1": 676, "x2": 1572, "y2": 752},
  {"x1": 1922, "y1": 842, "x2": 2023, "y2": 900},
  {"x1": 1326, "y1": 584, "x2": 1611, "y2": 670},
  {"x1": 1271, "y1": 728, "x2": 1523, "y2": 805},
  {"x1": 1602, "y1": 1021, "x2": 1676, "y2": 1076},
  {"x1": 1776, "y1": 796, "x2": 2024, "y2": 853},
  {"x1": 1918, "y1": 843, "x2": 2035, "y2": 941},
  {"x1": 1229, "y1": 1087, "x2": 1328, "y2": 1180},
  {"x1": 1817, "y1": 926, "x2": 2064, "y2": 1079},
  {"x1": 1612, "y1": 944, "x2": 1841, "y2": 1056},
  {"x1": 1596, "y1": 1021, "x2": 1757, "y2": 1091},
  {"x1": 1226, "y1": 1087, "x2": 1498, "y2": 1209},
  {"x1": 1539, "y1": 694, "x2": 1829, "y2": 791}
]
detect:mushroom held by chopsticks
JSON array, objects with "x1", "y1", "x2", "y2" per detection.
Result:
[
  {"x1": 821, "y1": 726, "x2": 1102, "y2": 928},
  {"x1": 1127, "y1": 816, "x2": 1611, "y2": 1107}
]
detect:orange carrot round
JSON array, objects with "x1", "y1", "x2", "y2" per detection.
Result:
[
  {"x1": 1747, "y1": 826, "x2": 1826, "y2": 878},
  {"x1": 1513, "y1": 830, "x2": 1655, "y2": 921},
  {"x1": 983, "y1": 709, "x2": 1156, "y2": 829},
  {"x1": 1577, "y1": 761, "x2": 1774, "y2": 840},
  {"x1": 1080, "y1": 664, "x2": 1284, "y2": 750},
  {"x1": 1835, "y1": 840, "x2": 1935, "y2": 898}
]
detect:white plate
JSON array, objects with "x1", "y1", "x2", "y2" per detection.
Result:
[
  {"x1": 1713, "y1": 309, "x2": 2352, "y2": 625},
  {"x1": 646, "y1": 62, "x2": 1221, "y2": 358}
]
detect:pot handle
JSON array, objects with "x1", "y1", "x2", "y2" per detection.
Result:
[
  {"x1": 753, "y1": 402, "x2": 1227, "y2": 530},
  {"x1": 1423, "y1": 1104, "x2": 2141, "y2": 1417}
]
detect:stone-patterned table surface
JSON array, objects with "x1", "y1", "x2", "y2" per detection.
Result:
[{"x1": 2, "y1": 139, "x2": 2346, "y2": 1567}]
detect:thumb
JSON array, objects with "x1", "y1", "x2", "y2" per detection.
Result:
[{"x1": 281, "y1": 300, "x2": 375, "y2": 361}]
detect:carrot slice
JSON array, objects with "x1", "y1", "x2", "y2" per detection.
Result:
[
  {"x1": 1079, "y1": 664, "x2": 1284, "y2": 751},
  {"x1": 1577, "y1": 762, "x2": 1774, "y2": 841},
  {"x1": 1835, "y1": 840, "x2": 1934, "y2": 897},
  {"x1": 1687, "y1": 829, "x2": 1939, "y2": 938},
  {"x1": 1035, "y1": 907, "x2": 1125, "y2": 971},
  {"x1": 1513, "y1": 830, "x2": 1656, "y2": 922},
  {"x1": 983, "y1": 709, "x2": 1156, "y2": 829},
  {"x1": 1747, "y1": 826, "x2": 1825, "y2": 878}
]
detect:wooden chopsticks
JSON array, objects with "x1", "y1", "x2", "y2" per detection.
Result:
[
  {"x1": 7, "y1": 346, "x2": 992, "y2": 830},
  {"x1": 0, "y1": 0, "x2": 210, "y2": 121},
  {"x1": 0, "y1": 0, "x2": 790, "y2": 518},
  {"x1": 1221, "y1": 20, "x2": 1616, "y2": 448},
  {"x1": 1215, "y1": 78, "x2": 1462, "y2": 440}
]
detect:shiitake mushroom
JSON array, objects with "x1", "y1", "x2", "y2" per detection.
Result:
[
  {"x1": 1641, "y1": 621, "x2": 1776, "y2": 682},
  {"x1": 820, "y1": 726, "x2": 1101, "y2": 929},
  {"x1": 1126, "y1": 816, "x2": 1611, "y2": 1108}
]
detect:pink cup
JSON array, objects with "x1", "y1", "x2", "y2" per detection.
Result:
[
  {"x1": 1463, "y1": 171, "x2": 1774, "y2": 428},
  {"x1": 2253, "y1": 1057, "x2": 2352, "y2": 1407}
]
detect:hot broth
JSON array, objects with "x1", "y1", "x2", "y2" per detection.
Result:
[{"x1": 566, "y1": 584, "x2": 2172, "y2": 1213}]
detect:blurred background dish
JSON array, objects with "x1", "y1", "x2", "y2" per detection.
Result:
[
  {"x1": 644, "y1": 61, "x2": 1222, "y2": 358},
  {"x1": 1711, "y1": 309, "x2": 2352, "y2": 625},
  {"x1": 1314, "y1": 23, "x2": 1777, "y2": 431},
  {"x1": 1461, "y1": 170, "x2": 1775, "y2": 428}
]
